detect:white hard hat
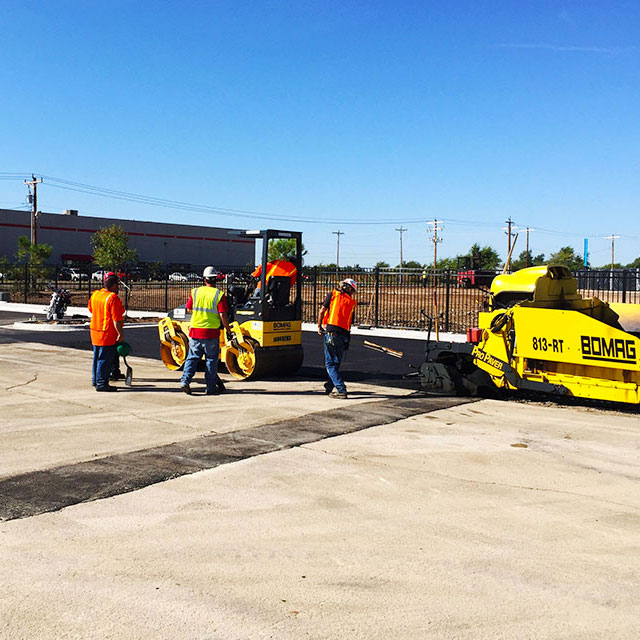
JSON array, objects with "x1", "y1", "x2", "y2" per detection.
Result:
[
  {"x1": 203, "y1": 266, "x2": 218, "y2": 279},
  {"x1": 341, "y1": 278, "x2": 357, "y2": 292}
]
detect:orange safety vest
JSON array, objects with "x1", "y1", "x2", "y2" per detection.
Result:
[
  {"x1": 88, "y1": 288, "x2": 125, "y2": 346},
  {"x1": 252, "y1": 260, "x2": 297, "y2": 286},
  {"x1": 323, "y1": 290, "x2": 357, "y2": 332}
]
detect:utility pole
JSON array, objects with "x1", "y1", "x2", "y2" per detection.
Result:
[
  {"x1": 24, "y1": 174, "x2": 43, "y2": 244},
  {"x1": 606, "y1": 234, "x2": 620, "y2": 271},
  {"x1": 426, "y1": 219, "x2": 443, "y2": 339},
  {"x1": 525, "y1": 227, "x2": 535, "y2": 267},
  {"x1": 503, "y1": 217, "x2": 517, "y2": 260},
  {"x1": 426, "y1": 219, "x2": 443, "y2": 273},
  {"x1": 395, "y1": 226, "x2": 407, "y2": 283},
  {"x1": 332, "y1": 230, "x2": 344, "y2": 274}
]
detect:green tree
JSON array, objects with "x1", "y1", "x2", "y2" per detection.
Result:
[
  {"x1": 16, "y1": 236, "x2": 52, "y2": 267},
  {"x1": 548, "y1": 246, "x2": 585, "y2": 271},
  {"x1": 267, "y1": 238, "x2": 307, "y2": 262},
  {"x1": 16, "y1": 236, "x2": 53, "y2": 291},
  {"x1": 374, "y1": 261, "x2": 390, "y2": 269},
  {"x1": 435, "y1": 257, "x2": 458, "y2": 270},
  {"x1": 91, "y1": 225, "x2": 138, "y2": 271},
  {"x1": 398, "y1": 260, "x2": 422, "y2": 270},
  {"x1": 467, "y1": 243, "x2": 501, "y2": 270},
  {"x1": 626, "y1": 256, "x2": 640, "y2": 268},
  {"x1": 511, "y1": 250, "x2": 545, "y2": 271}
]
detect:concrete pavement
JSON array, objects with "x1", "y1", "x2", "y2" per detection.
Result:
[{"x1": 1, "y1": 332, "x2": 640, "y2": 638}]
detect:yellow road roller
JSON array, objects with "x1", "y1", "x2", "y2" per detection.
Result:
[
  {"x1": 158, "y1": 229, "x2": 304, "y2": 380},
  {"x1": 421, "y1": 265, "x2": 640, "y2": 405}
]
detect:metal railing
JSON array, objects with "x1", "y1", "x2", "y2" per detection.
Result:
[{"x1": 2, "y1": 264, "x2": 640, "y2": 332}]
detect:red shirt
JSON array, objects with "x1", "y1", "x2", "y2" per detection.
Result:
[{"x1": 186, "y1": 291, "x2": 229, "y2": 339}]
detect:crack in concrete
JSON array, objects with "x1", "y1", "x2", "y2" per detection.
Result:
[{"x1": 5, "y1": 374, "x2": 38, "y2": 391}]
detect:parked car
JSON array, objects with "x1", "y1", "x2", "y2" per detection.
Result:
[
  {"x1": 92, "y1": 269, "x2": 131, "y2": 281},
  {"x1": 60, "y1": 267, "x2": 88, "y2": 281},
  {"x1": 168, "y1": 272, "x2": 188, "y2": 282},
  {"x1": 186, "y1": 272, "x2": 202, "y2": 281},
  {"x1": 129, "y1": 267, "x2": 148, "y2": 281}
]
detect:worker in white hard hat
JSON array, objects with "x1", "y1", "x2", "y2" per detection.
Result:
[
  {"x1": 179, "y1": 266, "x2": 232, "y2": 395},
  {"x1": 317, "y1": 278, "x2": 358, "y2": 399}
]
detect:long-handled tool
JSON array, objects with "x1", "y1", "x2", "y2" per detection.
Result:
[
  {"x1": 363, "y1": 340, "x2": 403, "y2": 358},
  {"x1": 117, "y1": 342, "x2": 133, "y2": 387}
]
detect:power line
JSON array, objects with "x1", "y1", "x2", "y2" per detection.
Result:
[{"x1": 37, "y1": 175, "x2": 429, "y2": 225}]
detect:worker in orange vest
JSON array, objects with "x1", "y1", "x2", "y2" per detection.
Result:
[
  {"x1": 88, "y1": 274, "x2": 125, "y2": 392},
  {"x1": 251, "y1": 257, "x2": 297, "y2": 290},
  {"x1": 317, "y1": 278, "x2": 358, "y2": 399}
]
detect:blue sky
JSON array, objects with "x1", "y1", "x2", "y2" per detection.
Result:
[{"x1": 1, "y1": 1, "x2": 639, "y2": 267}]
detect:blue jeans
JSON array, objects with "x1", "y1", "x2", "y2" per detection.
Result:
[
  {"x1": 92, "y1": 344, "x2": 117, "y2": 389},
  {"x1": 180, "y1": 337, "x2": 220, "y2": 392},
  {"x1": 324, "y1": 332, "x2": 348, "y2": 394}
]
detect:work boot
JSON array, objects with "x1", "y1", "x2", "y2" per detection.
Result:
[
  {"x1": 329, "y1": 390, "x2": 348, "y2": 399},
  {"x1": 217, "y1": 379, "x2": 226, "y2": 393},
  {"x1": 96, "y1": 385, "x2": 117, "y2": 392},
  {"x1": 323, "y1": 381, "x2": 334, "y2": 395},
  {"x1": 206, "y1": 388, "x2": 220, "y2": 396},
  {"x1": 110, "y1": 371, "x2": 124, "y2": 381},
  {"x1": 180, "y1": 383, "x2": 192, "y2": 395}
]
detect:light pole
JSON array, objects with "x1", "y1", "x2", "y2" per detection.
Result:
[{"x1": 332, "y1": 230, "x2": 344, "y2": 274}]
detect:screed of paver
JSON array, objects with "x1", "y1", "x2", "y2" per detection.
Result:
[
  {"x1": 0, "y1": 341, "x2": 410, "y2": 477},
  {"x1": 1, "y1": 399, "x2": 639, "y2": 640}
]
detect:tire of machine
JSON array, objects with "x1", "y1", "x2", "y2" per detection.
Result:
[
  {"x1": 160, "y1": 330, "x2": 189, "y2": 371},
  {"x1": 225, "y1": 343, "x2": 304, "y2": 380}
]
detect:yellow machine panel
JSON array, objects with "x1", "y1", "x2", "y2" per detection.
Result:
[
  {"x1": 242, "y1": 320, "x2": 303, "y2": 347},
  {"x1": 469, "y1": 266, "x2": 640, "y2": 404}
]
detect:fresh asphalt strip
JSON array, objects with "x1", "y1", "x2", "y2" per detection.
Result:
[{"x1": 0, "y1": 395, "x2": 474, "y2": 521}]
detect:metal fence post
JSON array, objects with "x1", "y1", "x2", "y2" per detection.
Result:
[
  {"x1": 445, "y1": 270, "x2": 451, "y2": 332},
  {"x1": 374, "y1": 267, "x2": 380, "y2": 327},
  {"x1": 312, "y1": 265, "x2": 318, "y2": 311},
  {"x1": 164, "y1": 269, "x2": 169, "y2": 312},
  {"x1": 622, "y1": 269, "x2": 627, "y2": 304},
  {"x1": 23, "y1": 264, "x2": 28, "y2": 303}
]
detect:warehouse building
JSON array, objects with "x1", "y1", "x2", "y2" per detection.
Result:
[{"x1": 0, "y1": 208, "x2": 255, "y2": 268}]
